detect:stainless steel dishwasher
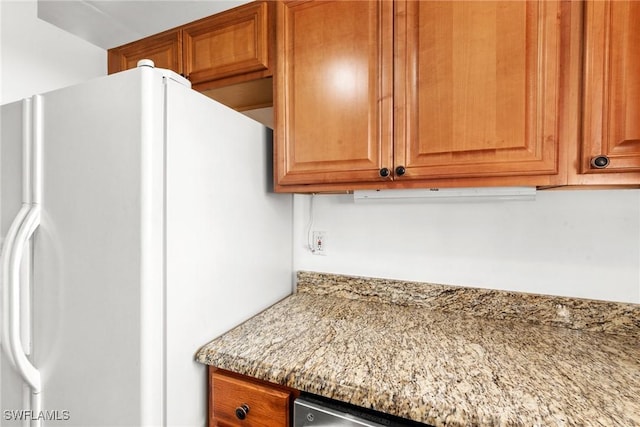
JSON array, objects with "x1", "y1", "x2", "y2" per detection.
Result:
[{"x1": 294, "y1": 396, "x2": 424, "y2": 427}]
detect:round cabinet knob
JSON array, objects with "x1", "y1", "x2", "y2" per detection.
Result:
[
  {"x1": 379, "y1": 167, "x2": 390, "y2": 178},
  {"x1": 235, "y1": 404, "x2": 250, "y2": 420},
  {"x1": 590, "y1": 156, "x2": 610, "y2": 169},
  {"x1": 395, "y1": 165, "x2": 406, "y2": 176}
]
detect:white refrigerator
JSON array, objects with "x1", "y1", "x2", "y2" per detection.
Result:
[{"x1": 0, "y1": 62, "x2": 293, "y2": 426}]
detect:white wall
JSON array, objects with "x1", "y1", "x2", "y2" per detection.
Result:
[
  {"x1": 293, "y1": 190, "x2": 640, "y2": 304},
  {"x1": 0, "y1": 0, "x2": 106, "y2": 105}
]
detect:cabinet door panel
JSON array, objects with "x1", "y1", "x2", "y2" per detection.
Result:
[
  {"x1": 107, "y1": 30, "x2": 182, "y2": 75},
  {"x1": 183, "y1": 1, "x2": 272, "y2": 85},
  {"x1": 395, "y1": 1, "x2": 560, "y2": 180},
  {"x1": 582, "y1": 0, "x2": 640, "y2": 174},
  {"x1": 275, "y1": 0, "x2": 393, "y2": 185}
]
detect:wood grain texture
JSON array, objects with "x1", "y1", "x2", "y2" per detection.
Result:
[
  {"x1": 209, "y1": 368, "x2": 295, "y2": 427},
  {"x1": 107, "y1": 29, "x2": 182, "y2": 75},
  {"x1": 394, "y1": 0, "x2": 562, "y2": 181},
  {"x1": 183, "y1": 1, "x2": 273, "y2": 85},
  {"x1": 275, "y1": 0, "x2": 394, "y2": 185},
  {"x1": 581, "y1": 0, "x2": 640, "y2": 175},
  {"x1": 199, "y1": 77, "x2": 273, "y2": 112},
  {"x1": 275, "y1": 0, "x2": 570, "y2": 191}
]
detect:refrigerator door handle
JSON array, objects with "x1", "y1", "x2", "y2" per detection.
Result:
[
  {"x1": 5, "y1": 203, "x2": 42, "y2": 394},
  {"x1": 1, "y1": 204, "x2": 30, "y2": 369}
]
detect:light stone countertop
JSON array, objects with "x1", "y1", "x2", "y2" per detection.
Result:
[{"x1": 196, "y1": 272, "x2": 640, "y2": 427}]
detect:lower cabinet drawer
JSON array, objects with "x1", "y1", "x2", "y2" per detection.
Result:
[{"x1": 210, "y1": 368, "x2": 295, "y2": 427}]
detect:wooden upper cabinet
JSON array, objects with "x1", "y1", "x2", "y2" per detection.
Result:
[
  {"x1": 107, "y1": 30, "x2": 182, "y2": 75},
  {"x1": 275, "y1": 0, "x2": 567, "y2": 191},
  {"x1": 107, "y1": 1, "x2": 273, "y2": 88},
  {"x1": 107, "y1": 1, "x2": 275, "y2": 121},
  {"x1": 183, "y1": 1, "x2": 273, "y2": 86},
  {"x1": 275, "y1": 0, "x2": 393, "y2": 186},
  {"x1": 394, "y1": 0, "x2": 561, "y2": 181},
  {"x1": 582, "y1": 0, "x2": 640, "y2": 174}
]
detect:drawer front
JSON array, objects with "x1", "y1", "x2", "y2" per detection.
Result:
[{"x1": 212, "y1": 370, "x2": 291, "y2": 427}]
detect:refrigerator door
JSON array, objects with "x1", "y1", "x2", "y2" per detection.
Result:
[
  {"x1": 2, "y1": 64, "x2": 292, "y2": 426},
  {"x1": 163, "y1": 77, "x2": 292, "y2": 426},
  {"x1": 1, "y1": 100, "x2": 34, "y2": 426},
  {"x1": 28, "y1": 68, "x2": 164, "y2": 426}
]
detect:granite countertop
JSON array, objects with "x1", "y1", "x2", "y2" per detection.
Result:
[{"x1": 196, "y1": 272, "x2": 640, "y2": 427}]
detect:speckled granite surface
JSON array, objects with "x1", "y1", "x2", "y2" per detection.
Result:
[
  {"x1": 295, "y1": 271, "x2": 640, "y2": 337},
  {"x1": 196, "y1": 272, "x2": 640, "y2": 427}
]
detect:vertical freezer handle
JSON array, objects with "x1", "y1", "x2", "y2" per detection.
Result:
[{"x1": 2, "y1": 96, "x2": 34, "y2": 369}]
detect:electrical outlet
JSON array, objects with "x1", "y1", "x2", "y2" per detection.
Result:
[{"x1": 312, "y1": 231, "x2": 326, "y2": 255}]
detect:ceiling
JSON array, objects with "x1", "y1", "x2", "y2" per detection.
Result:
[{"x1": 37, "y1": 0, "x2": 252, "y2": 49}]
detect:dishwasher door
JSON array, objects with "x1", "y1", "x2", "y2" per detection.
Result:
[{"x1": 293, "y1": 397, "x2": 388, "y2": 427}]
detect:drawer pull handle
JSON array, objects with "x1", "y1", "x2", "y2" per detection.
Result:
[{"x1": 235, "y1": 404, "x2": 250, "y2": 420}]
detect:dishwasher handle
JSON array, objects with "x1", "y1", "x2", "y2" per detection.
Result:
[{"x1": 294, "y1": 397, "x2": 387, "y2": 427}]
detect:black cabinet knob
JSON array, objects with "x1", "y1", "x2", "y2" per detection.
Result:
[
  {"x1": 590, "y1": 156, "x2": 610, "y2": 169},
  {"x1": 235, "y1": 404, "x2": 249, "y2": 420},
  {"x1": 379, "y1": 167, "x2": 390, "y2": 178},
  {"x1": 395, "y1": 165, "x2": 406, "y2": 176}
]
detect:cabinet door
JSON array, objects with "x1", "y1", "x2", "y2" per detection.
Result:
[
  {"x1": 107, "y1": 30, "x2": 182, "y2": 75},
  {"x1": 182, "y1": 1, "x2": 272, "y2": 86},
  {"x1": 394, "y1": 1, "x2": 561, "y2": 180},
  {"x1": 582, "y1": 0, "x2": 640, "y2": 174},
  {"x1": 275, "y1": 0, "x2": 393, "y2": 186}
]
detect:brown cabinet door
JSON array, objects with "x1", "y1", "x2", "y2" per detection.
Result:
[
  {"x1": 394, "y1": 1, "x2": 562, "y2": 181},
  {"x1": 210, "y1": 369, "x2": 292, "y2": 427},
  {"x1": 182, "y1": 1, "x2": 272, "y2": 86},
  {"x1": 275, "y1": 0, "x2": 394, "y2": 186},
  {"x1": 107, "y1": 30, "x2": 182, "y2": 75},
  {"x1": 582, "y1": 0, "x2": 640, "y2": 174}
]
